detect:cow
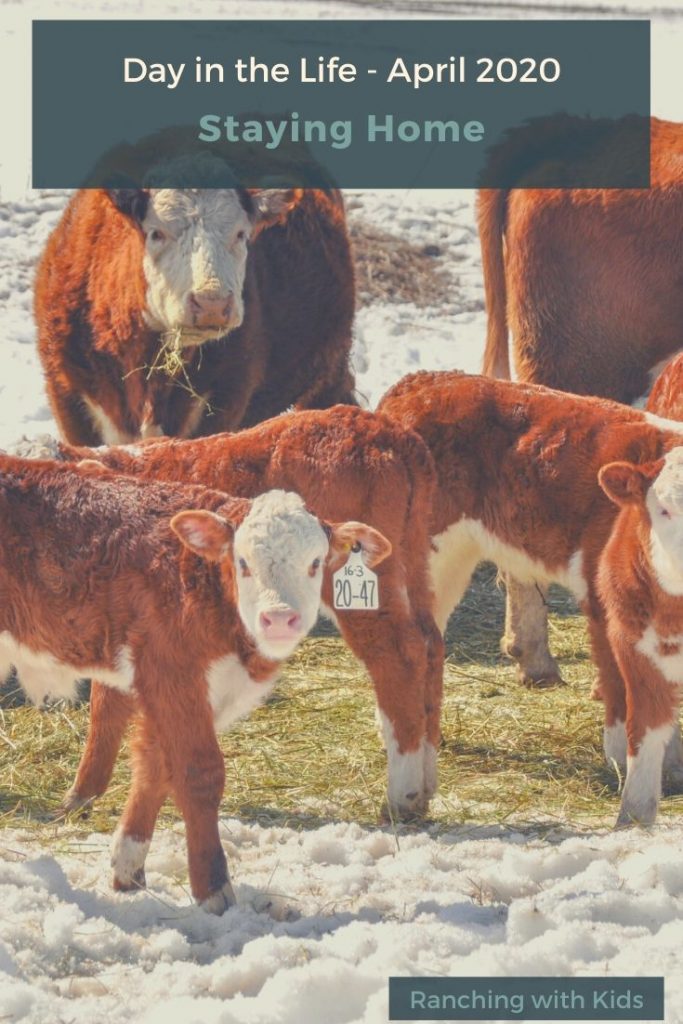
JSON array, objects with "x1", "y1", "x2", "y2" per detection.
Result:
[
  {"x1": 598, "y1": 452, "x2": 683, "y2": 827},
  {"x1": 0, "y1": 453, "x2": 389, "y2": 911},
  {"x1": 378, "y1": 370, "x2": 683, "y2": 803},
  {"x1": 16, "y1": 406, "x2": 443, "y2": 821},
  {"x1": 34, "y1": 182, "x2": 356, "y2": 446},
  {"x1": 477, "y1": 116, "x2": 683, "y2": 687}
]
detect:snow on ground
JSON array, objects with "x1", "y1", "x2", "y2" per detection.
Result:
[
  {"x1": 2, "y1": 821, "x2": 683, "y2": 1023},
  {"x1": 2, "y1": 0, "x2": 683, "y2": 1020}
]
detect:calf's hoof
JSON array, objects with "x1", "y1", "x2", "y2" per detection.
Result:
[
  {"x1": 60, "y1": 788, "x2": 95, "y2": 817},
  {"x1": 113, "y1": 867, "x2": 147, "y2": 892},
  {"x1": 517, "y1": 666, "x2": 565, "y2": 690},
  {"x1": 615, "y1": 799, "x2": 658, "y2": 830},
  {"x1": 199, "y1": 880, "x2": 237, "y2": 915}
]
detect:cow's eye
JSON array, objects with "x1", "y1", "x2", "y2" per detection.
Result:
[
  {"x1": 661, "y1": 508, "x2": 672, "y2": 519},
  {"x1": 149, "y1": 228, "x2": 166, "y2": 243},
  {"x1": 310, "y1": 558, "x2": 321, "y2": 574},
  {"x1": 238, "y1": 557, "x2": 251, "y2": 577},
  {"x1": 236, "y1": 229, "x2": 246, "y2": 242}
]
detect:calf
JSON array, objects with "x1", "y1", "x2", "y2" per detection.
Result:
[
  {"x1": 21, "y1": 406, "x2": 443, "y2": 819},
  {"x1": 598, "y1": 453, "x2": 683, "y2": 826},
  {"x1": 0, "y1": 454, "x2": 388, "y2": 910},
  {"x1": 378, "y1": 370, "x2": 683, "y2": 798},
  {"x1": 478, "y1": 116, "x2": 683, "y2": 687}
]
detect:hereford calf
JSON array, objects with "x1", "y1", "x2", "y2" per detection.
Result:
[
  {"x1": 0, "y1": 454, "x2": 389, "y2": 910},
  {"x1": 378, "y1": 371, "x2": 683, "y2": 794},
  {"x1": 21, "y1": 406, "x2": 442, "y2": 819},
  {"x1": 598, "y1": 453, "x2": 683, "y2": 826}
]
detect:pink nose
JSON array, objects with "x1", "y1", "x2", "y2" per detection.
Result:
[
  {"x1": 259, "y1": 609, "x2": 302, "y2": 639},
  {"x1": 188, "y1": 291, "x2": 234, "y2": 328}
]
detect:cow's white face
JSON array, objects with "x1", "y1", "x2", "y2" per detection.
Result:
[
  {"x1": 647, "y1": 449, "x2": 683, "y2": 589},
  {"x1": 232, "y1": 491, "x2": 330, "y2": 659},
  {"x1": 140, "y1": 189, "x2": 253, "y2": 345},
  {"x1": 171, "y1": 490, "x2": 393, "y2": 663}
]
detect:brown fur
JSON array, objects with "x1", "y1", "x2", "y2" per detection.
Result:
[
  {"x1": 647, "y1": 353, "x2": 683, "y2": 422},
  {"x1": 479, "y1": 117, "x2": 683, "y2": 399},
  {"x1": 0, "y1": 454, "x2": 269, "y2": 904}
]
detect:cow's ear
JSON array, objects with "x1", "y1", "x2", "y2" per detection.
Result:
[
  {"x1": 248, "y1": 188, "x2": 302, "y2": 230},
  {"x1": 105, "y1": 185, "x2": 149, "y2": 224},
  {"x1": 171, "y1": 510, "x2": 235, "y2": 562},
  {"x1": 599, "y1": 460, "x2": 663, "y2": 507},
  {"x1": 326, "y1": 521, "x2": 392, "y2": 569}
]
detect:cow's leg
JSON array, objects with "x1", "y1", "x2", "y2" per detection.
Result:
[
  {"x1": 421, "y1": 610, "x2": 446, "y2": 801},
  {"x1": 337, "y1": 606, "x2": 434, "y2": 819},
  {"x1": 502, "y1": 576, "x2": 564, "y2": 687},
  {"x1": 139, "y1": 679, "x2": 234, "y2": 913},
  {"x1": 111, "y1": 717, "x2": 169, "y2": 893},
  {"x1": 586, "y1": 613, "x2": 628, "y2": 770},
  {"x1": 612, "y1": 641, "x2": 677, "y2": 828},
  {"x1": 64, "y1": 684, "x2": 135, "y2": 812}
]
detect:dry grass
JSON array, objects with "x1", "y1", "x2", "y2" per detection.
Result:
[
  {"x1": 3, "y1": 567, "x2": 683, "y2": 842},
  {"x1": 348, "y1": 216, "x2": 455, "y2": 309}
]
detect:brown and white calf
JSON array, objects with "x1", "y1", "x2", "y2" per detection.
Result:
[
  {"x1": 598, "y1": 453, "x2": 683, "y2": 826},
  {"x1": 378, "y1": 370, "x2": 683, "y2": 797},
  {"x1": 0, "y1": 454, "x2": 389, "y2": 910},
  {"x1": 18, "y1": 405, "x2": 442, "y2": 819}
]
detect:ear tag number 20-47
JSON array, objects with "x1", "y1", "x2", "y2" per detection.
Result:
[{"x1": 333, "y1": 547, "x2": 379, "y2": 610}]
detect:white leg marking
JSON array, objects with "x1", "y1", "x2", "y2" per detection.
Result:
[
  {"x1": 110, "y1": 827, "x2": 150, "y2": 887},
  {"x1": 378, "y1": 710, "x2": 425, "y2": 816},
  {"x1": 617, "y1": 723, "x2": 674, "y2": 828},
  {"x1": 604, "y1": 719, "x2": 627, "y2": 769}
]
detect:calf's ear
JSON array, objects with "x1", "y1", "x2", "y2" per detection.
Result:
[
  {"x1": 326, "y1": 522, "x2": 392, "y2": 569},
  {"x1": 171, "y1": 510, "x2": 235, "y2": 562},
  {"x1": 598, "y1": 459, "x2": 663, "y2": 506}
]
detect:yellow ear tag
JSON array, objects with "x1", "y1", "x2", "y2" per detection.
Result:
[{"x1": 333, "y1": 548, "x2": 379, "y2": 610}]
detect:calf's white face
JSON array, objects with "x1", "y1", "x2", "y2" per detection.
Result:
[
  {"x1": 107, "y1": 185, "x2": 297, "y2": 347},
  {"x1": 600, "y1": 449, "x2": 683, "y2": 593},
  {"x1": 171, "y1": 490, "x2": 392, "y2": 661}
]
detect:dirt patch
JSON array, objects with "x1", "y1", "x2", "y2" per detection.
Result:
[{"x1": 349, "y1": 218, "x2": 454, "y2": 308}]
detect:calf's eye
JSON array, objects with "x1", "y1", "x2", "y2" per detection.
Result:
[
  {"x1": 309, "y1": 557, "x2": 321, "y2": 576},
  {"x1": 238, "y1": 557, "x2": 251, "y2": 577},
  {"x1": 149, "y1": 228, "x2": 166, "y2": 243},
  {"x1": 661, "y1": 508, "x2": 672, "y2": 519}
]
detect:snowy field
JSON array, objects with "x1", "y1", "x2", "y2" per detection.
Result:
[{"x1": 2, "y1": 0, "x2": 683, "y2": 1021}]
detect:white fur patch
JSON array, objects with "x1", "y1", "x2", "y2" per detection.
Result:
[
  {"x1": 233, "y1": 490, "x2": 329, "y2": 660},
  {"x1": 644, "y1": 411, "x2": 683, "y2": 435},
  {"x1": 429, "y1": 518, "x2": 587, "y2": 632},
  {"x1": 141, "y1": 188, "x2": 251, "y2": 341},
  {"x1": 636, "y1": 626, "x2": 683, "y2": 685},
  {"x1": 604, "y1": 719, "x2": 627, "y2": 768},
  {"x1": 0, "y1": 633, "x2": 135, "y2": 705},
  {"x1": 378, "y1": 710, "x2": 428, "y2": 815},
  {"x1": 617, "y1": 723, "x2": 674, "y2": 827},
  {"x1": 206, "y1": 654, "x2": 278, "y2": 733},
  {"x1": 110, "y1": 827, "x2": 150, "y2": 886},
  {"x1": 82, "y1": 397, "x2": 136, "y2": 445}
]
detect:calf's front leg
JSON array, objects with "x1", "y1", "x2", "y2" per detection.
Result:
[{"x1": 64, "y1": 683, "x2": 135, "y2": 812}]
